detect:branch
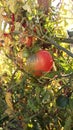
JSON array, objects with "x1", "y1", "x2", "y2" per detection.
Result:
[
  {"x1": 55, "y1": 37, "x2": 73, "y2": 44},
  {"x1": 35, "y1": 35, "x2": 73, "y2": 57},
  {"x1": 59, "y1": 72, "x2": 73, "y2": 78},
  {"x1": 45, "y1": 36, "x2": 73, "y2": 57}
]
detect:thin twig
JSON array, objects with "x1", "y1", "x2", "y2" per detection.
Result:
[{"x1": 55, "y1": 37, "x2": 73, "y2": 44}]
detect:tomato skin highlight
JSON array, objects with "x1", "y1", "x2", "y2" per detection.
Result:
[{"x1": 26, "y1": 50, "x2": 53, "y2": 76}]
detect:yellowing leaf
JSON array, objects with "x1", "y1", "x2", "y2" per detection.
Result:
[
  {"x1": 5, "y1": 91, "x2": 13, "y2": 110},
  {"x1": 7, "y1": 0, "x2": 18, "y2": 13},
  {"x1": 0, "y1": 2, "x2": 3, "y2": 7}
]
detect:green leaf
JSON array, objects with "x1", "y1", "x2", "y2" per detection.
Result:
[
  {"x1": 56, "y1": 95, "x2": 69, "y2": 108},
  {"x1": 64, "y1": 116, "x2": 72, "y2": 130},
  {"x1": 7, "y1": 0, "x2": 22, "y2": 13},
  {"x1": 69, "y1": 98, "x2": 73, "y2": 110},
  {"x1": 0, "y1": 98, "x2": 7, "y2": 117},
  {"x1": 35, "y1": 87, "x2": 41, "y2": 103}
]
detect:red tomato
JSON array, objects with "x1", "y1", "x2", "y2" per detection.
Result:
[{"x1": 26, "y1": 50, "x2": 53, "y2": 76}]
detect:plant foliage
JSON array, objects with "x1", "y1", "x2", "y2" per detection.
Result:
[{"x1": 0, "y1": 0, "x2": 73, "y2": 130}]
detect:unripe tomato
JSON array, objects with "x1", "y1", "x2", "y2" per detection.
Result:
[{"x1": 26, "y1": 50, "x2": 53, "y2": 76}]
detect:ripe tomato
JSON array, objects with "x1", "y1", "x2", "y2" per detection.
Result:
[{"x1": 26, "y1": 50, "x2": 53, "y2": 76}]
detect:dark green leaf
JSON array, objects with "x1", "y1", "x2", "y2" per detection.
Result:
[{"x1": 56, "y1": 95, "x2": 69, "y2": 107}]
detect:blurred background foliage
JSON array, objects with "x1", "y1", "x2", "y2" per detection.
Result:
[{"x1": 0, "y1": 0, "x2": 73, "y2": 130}]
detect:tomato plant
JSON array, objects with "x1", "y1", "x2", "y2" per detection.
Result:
[{"x1": 0, "y1": 0, "x2": 73, "y2": 130}]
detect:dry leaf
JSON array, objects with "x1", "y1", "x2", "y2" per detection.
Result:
[{"x1": 5, "y1": 91, "x2": 13, "y2": 110}]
